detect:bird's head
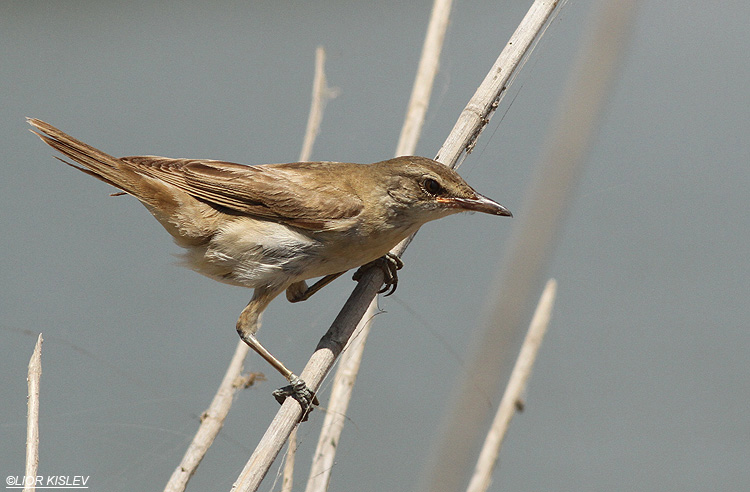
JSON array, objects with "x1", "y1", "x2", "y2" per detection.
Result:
[{"x1": 373, "y1": 156, "x2": 512, "y2": 227}]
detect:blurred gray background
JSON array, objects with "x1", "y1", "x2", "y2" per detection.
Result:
[{"x1": 2, "y1": 1, "x2": 748, "y2": 491}]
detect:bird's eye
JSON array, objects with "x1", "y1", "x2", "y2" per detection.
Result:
[{"x1": 423, "y1": 178, "x2": 442, "y2": 195}]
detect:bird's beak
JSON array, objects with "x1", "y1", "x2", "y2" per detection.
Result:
[{"x1": 437, "y1": 193, "x2": 512, "y2": 217}]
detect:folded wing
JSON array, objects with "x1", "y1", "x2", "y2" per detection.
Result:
[{"x1": 122, "y1": 156, "x2": 364, "y2": 231}]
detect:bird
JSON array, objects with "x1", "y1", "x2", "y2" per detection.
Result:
[{"x1": 28, "y1": 118, "x2": 512, "y2": 409}]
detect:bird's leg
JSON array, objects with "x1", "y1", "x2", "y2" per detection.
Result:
[
  {"x1": 353, "y1": 252, "x2": 404, "y2": 296},
  {"x1": 236, "y1": 288, "x2": 317, "y2": 416},
  {"x1": 286, "y1": 271, "x2": 346, "y2": 303}
]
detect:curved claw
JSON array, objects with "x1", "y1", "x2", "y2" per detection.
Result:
[
  {"x1": 272, "y1": 374, "x2": 318, "y2": 422},
  {"x1": 353, "y1": 253, "x2": 404, "y2": 296}
]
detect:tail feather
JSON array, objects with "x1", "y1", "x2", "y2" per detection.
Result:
[
  {"x1": 28, "y1": 118, "x2": 139, "y2": 195},
  {"x1": 29, "y1": 118, "x2": 225, "y2": 246}
]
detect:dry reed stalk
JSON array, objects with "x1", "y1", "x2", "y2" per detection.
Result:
[
  {"x1": 465, "y1": 279, "x2": 556, "y2": 492},
  {"x1": 232, "y1": 1, "x2": 561, "y2": 490},
  {"x1": 164, "y1": 46, "x2": 336, "y2": 492},
  {"x1": 24, "y1": 334, "x2": 43, "y2": 492},
  {"x1": 421, "y1": 3, "x2": 638, "y2": 491},
  {"x1": 304, "y1": 1, "x2": 453, "y2": 490},
  {"x1": 282, "y1": 45, "x2": 337, "y2": 492}
]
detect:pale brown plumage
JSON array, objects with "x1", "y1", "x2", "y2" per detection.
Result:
[
  {"x1": 121, "y1": 157, "x2": 367, "y2": 231},
  {"x1": 29, "y1": 117, "x2": 511, "y2": 409}
]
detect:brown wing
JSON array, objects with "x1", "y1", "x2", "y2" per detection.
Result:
[{"x1": 122, "y1": 156, "x2": 364, "y2": 231}]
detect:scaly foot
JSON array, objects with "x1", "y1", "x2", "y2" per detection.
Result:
[
  {"x1": 353, "y1": 252, "x2": 404, "y2": 296},
  {"x1": 272, "y1": 374, "x2": 318, "y2": 421}
]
